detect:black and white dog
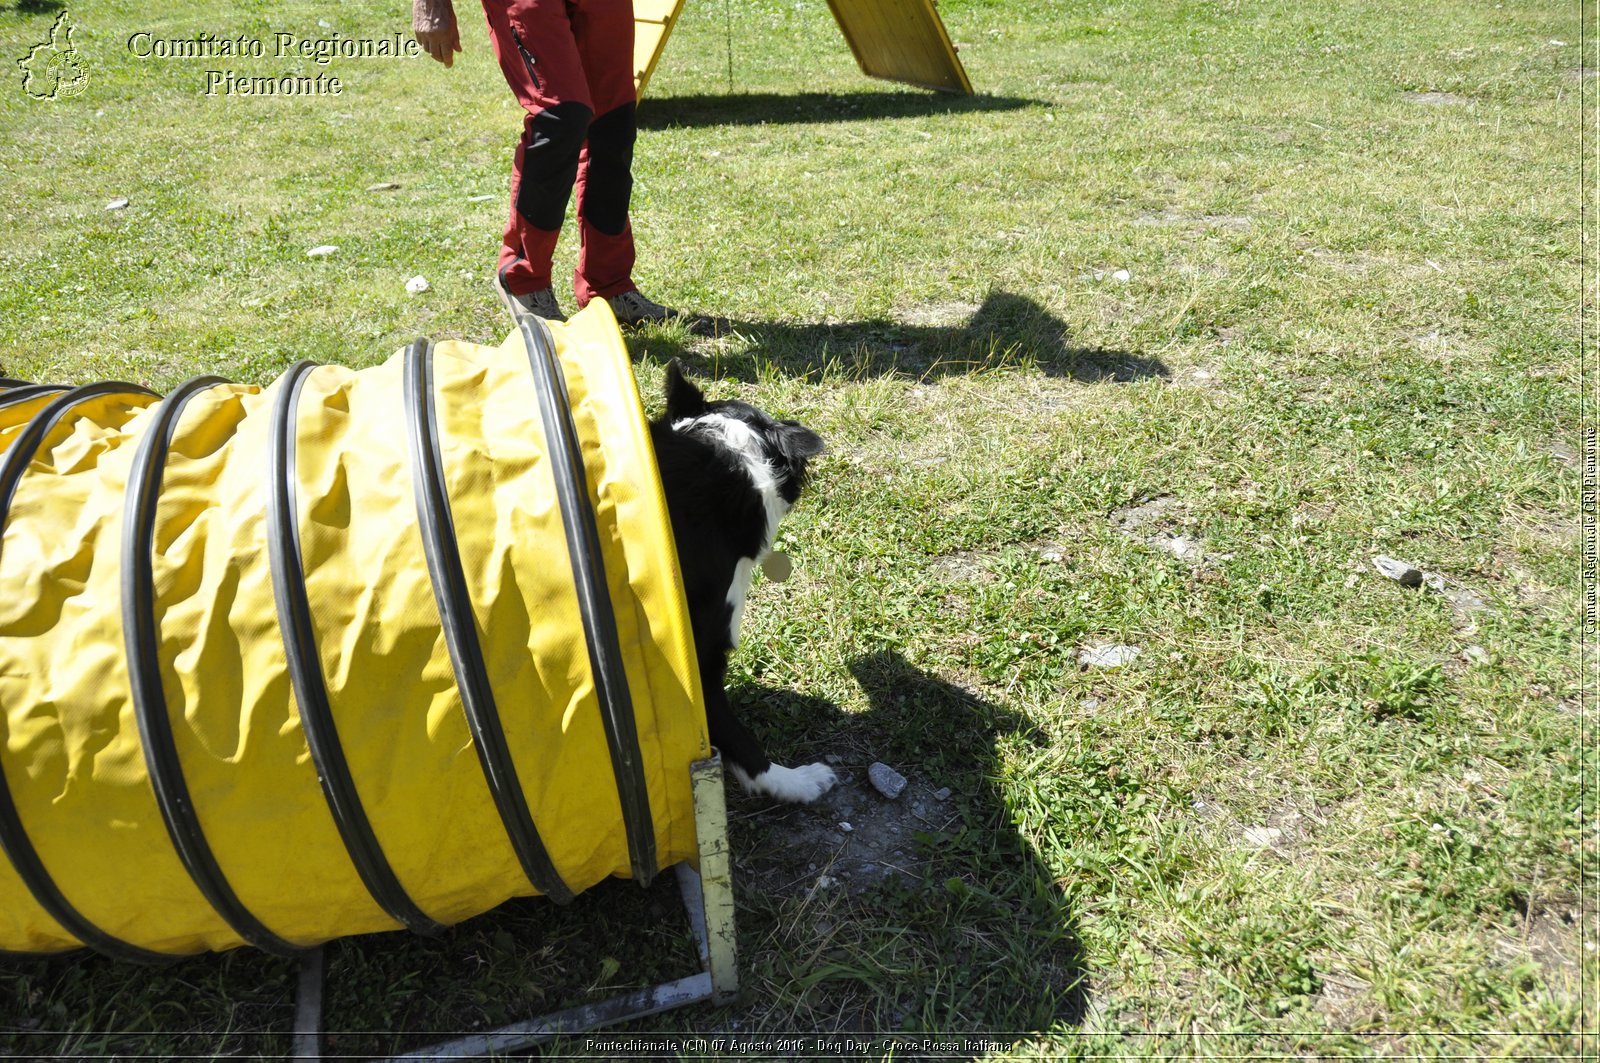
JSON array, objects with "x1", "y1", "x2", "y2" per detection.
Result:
[{"x1": 650, "y1": 361, "x2": 839, "y2": 804}]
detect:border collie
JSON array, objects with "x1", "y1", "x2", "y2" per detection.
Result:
[{"x1": 650, "y1": 361, "x2": 839, "y2": 804}]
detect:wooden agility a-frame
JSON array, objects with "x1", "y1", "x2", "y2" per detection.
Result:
[{"x1": 632, "y1": 0, "x2": 973, "y2": 97}]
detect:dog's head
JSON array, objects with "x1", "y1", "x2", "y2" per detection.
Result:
[{"x1": 660, "y1": 359, "x2": 825, "y2": 508}]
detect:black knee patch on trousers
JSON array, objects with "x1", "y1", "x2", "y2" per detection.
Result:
[
  {"x1": 517, "y1": 101, "x2": 594, "y2": 231},
  {"x1": 582, "y1": 102, "x2": 636, "y2": 237}
]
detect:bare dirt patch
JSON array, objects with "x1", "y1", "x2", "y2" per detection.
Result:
[
  {"x1": 1403, "y1": 91, "x2": 1474, "y2": 105},
  {"x1": 1132, "y1": 210, "x2": 1251, "y2": 232},
  {"x1": 1501, "y1": 509, "x2": 1578, "y2": 551},
  {"x1": 1172, "y1": 364, "x2": 1224, "y2": 389},
  {"x1": 1110, "y1": 495, "x2": 1220, "y2": 564},
  {"x1": 1112, "y1": 494, "x2": 1185, "y2": 532},
  {"x1": 731, "y1": 768, "x2": 957, "y2": 900},
  {"x1": 893, "y1": 300, "x2": 981, "y2": 328},
  {"x1": 1409, "y1": 329, "x2": 1459, "y2": 355},
  {"x1": 1489, "y1": 548, "x2": 1566, "y2": 617},
  {"x1": 1298, "y1": 246, "x2": 1383, "y2": 276},
  {"x1": 1492, "y1": 902, "x2": 1590, "y2": 990},
  {"x1": 1132, "y1": 209, "x2": 1184, "y2": 227},
  {"x1": 1549, "y1": 441, "x2": 1578, "y2": 468},
  {"x1": 1312, "y1": 970, "x2": 1378, "y2": 1026},
  {"x1": 1186, "y1": 788, "x2": 1332, "y2": 857},
  {"x1": 927, "y1": 548, "x2": 993, "y2": 584}
]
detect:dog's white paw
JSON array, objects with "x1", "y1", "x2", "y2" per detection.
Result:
[{"x1": 741, "y1": 761, "x2": 839, "y2": 804}]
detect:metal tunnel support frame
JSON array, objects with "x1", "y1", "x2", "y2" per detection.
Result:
[{"x1": 290, "y1": 753, "x2": 738, "y2": 1061}]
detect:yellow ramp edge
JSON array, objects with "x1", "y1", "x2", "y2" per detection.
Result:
[
  {"x1": 633, "y1": 0, "x2": 972, "y2": 99},
  {"x1": 633, "y1": 0, "x2": 687, "y2": 98},
  {"x1": 826, "y1": 0, "x2": 972, "y2": 94}
]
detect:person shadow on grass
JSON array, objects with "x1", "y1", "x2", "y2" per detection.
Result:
[
  {"x1": 722, "y1": 649, "x2": 1086, "y2": 1035},
  {"x1": 643, "y1": 289, "x2": 1168, "y2": 385}
]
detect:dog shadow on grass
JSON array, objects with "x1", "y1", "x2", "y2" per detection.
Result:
[
  {"x1": 639, "y1": 289, "x2": 1169, "y2": 385},
  {"x1": 638, "y1": 91, "x2": 1038, "y2": 130},
  {"x1": 721, "y1": 650, "x2": 1086, "y2": 1034}
]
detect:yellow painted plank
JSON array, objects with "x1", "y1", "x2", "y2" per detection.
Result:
[
  {"x1": 633, "y1": 0, "x2": 686, "y2": 98},
  {"x1": 633, "y1": 0, "x2": 972, "y2": 99},
  {"x1": 825, "y1": 0, "x2": 972, "y2": 94}
]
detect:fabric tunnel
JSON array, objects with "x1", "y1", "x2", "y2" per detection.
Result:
[{"x1": 0, "y1": 304, "x2": 710, "y2": 958}]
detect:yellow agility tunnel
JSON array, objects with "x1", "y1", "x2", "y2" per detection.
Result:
[{"x1": 0, "y1": 305, "x2": 710, "y2": 959}]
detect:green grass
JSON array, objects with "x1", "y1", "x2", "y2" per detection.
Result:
[{"x1": 0, "y1": 0, "x2": 1592, "y2": 1058}]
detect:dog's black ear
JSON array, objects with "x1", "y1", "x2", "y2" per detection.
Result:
[
  {"x1": 662, "y1": 359, "x2": 707, "y2": 421},
  {"x1": 773, "y1": 422, "x2": 826, "y2": 465}
]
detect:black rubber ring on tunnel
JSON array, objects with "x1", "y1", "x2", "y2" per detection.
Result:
[
  {"x1": 0, "y1": 378, "x2": 31, "y2": 388},
  {"x1": 0, "y1": 381, "x2": 173, "y2": 964},
  {"x1": 123, "y1": 375, "x2": 305, "y2": 960},
  {"x1": 266, "y1": 361, "x2": 450, "y2": 936},
  {"x1": 402, "y1": 338, "x2": 576, "y2": 904},
  {"x1": 0, "y1": 385, "x2": 67, "y2": 412},
  {"x1": 518, "y1": 319, "x2": 658, "y2": 887}
]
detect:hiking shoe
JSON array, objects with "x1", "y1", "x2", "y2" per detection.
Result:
[
  {"x1": 607, "y1": 289, "x2": 681, "y2": 326},
  {"x1": 493, "y1": 273, "x2": 566, "y2": 322}
]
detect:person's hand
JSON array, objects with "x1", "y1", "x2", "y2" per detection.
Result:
[{"x1": 413, "y1": 0, "x2": 461, "y2": 67}]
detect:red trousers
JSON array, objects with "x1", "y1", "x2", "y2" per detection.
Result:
[{"x1": 481, "y1": 0, "x2": 638, "y2": 304}]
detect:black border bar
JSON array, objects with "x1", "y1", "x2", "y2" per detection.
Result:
[
  {"x1": 267, "y1": 361, "x2": 448, "y2": 934},
  {"x1": 518, "y1": 319, "x2": 657, "y2": 886},
  {"x1": 122, "y1": 375, "x2": 303, "y2": 959},
  {"x1": 402, "y1": 339, "x2": 574, "y2": 904},
  {"x1": 0, "y1": 382, "x2": 170, "y2": 963}
]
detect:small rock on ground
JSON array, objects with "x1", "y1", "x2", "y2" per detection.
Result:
[
  {"x1": 1153, "y1": 531, "x2": 1204, "y2": 562},
  {"x1": 868, "y1": 762, "x2": 907, "y2": 800},
  {"x1": 1242, "y1": 825, "x2": 1282, "y2": 847},
  {"x1": 366, "y1": 182, "x2": 401, "y2": 192},
  {"x1": 306, "y1": 245, "x2": 339, "y2": 258},
  {"x1": 105, "y1": 197, "x2": 129, "y2": 211},
  {"x1": 1372, "y1": 555, "x2": 1423, "y2": 587},
  {"x1": 405, "y1": 275, "x2": 430, "y2": 294},
  {"x1": 1372, "y1": 556, "x2": 1487, "y2": 612},
  {"x1": 1079, "y1": 643, "x2": 1140, "y2": 669}
]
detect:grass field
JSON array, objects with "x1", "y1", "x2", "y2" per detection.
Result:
[{"x1": 0, "y1": 0, "x2": 1592, "y2": 1058}]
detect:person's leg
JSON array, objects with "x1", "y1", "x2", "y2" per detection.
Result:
[
  {"x1": 568, "y1": 0, "x2": 638, "y2": 306},
  {"x1": 481, "y1": 0, "x2": 593, "y2": 298}
]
